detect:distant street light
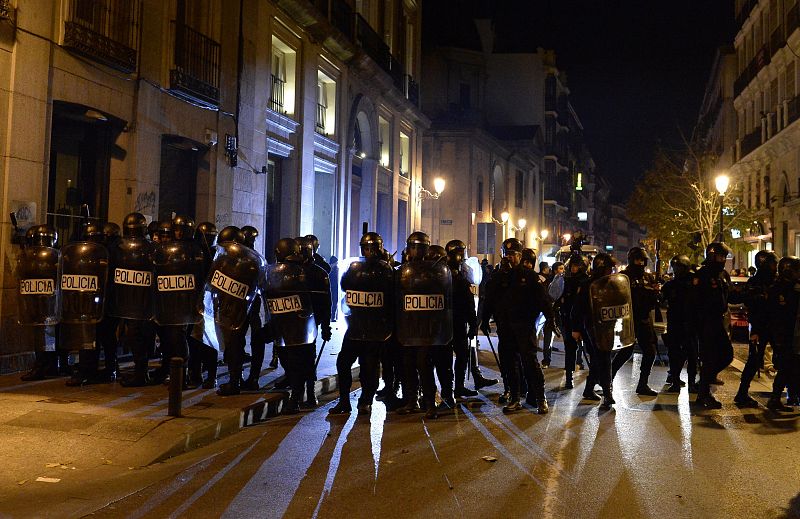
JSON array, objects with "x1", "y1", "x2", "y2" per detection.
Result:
[
  {"x1": 562, "y1": 232, "x2": 571, "y2": 245},
  {"x1": 540, "y1": 229, "x2": 549, "y2": 241},
  {"x1": 500, "y1": 211, "x2": 510, "y2": 240},
  {"x1": 715, "y1": 173, "x2": 729, "y2": 242}
]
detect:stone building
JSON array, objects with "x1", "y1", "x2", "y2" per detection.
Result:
[
  {"x1": 0, "y1": 0, "x2": 425, "y2": 371},
  {"x1": 730, "y1": 0, "x2": 800, "y2": 262}
]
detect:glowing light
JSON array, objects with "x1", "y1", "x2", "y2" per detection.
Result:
[
  {"x1": 517, "y1": 218, "x2": 526, "y2": 229},
  {"x1": 715, "y1": 173, "x2": 730, "y2": 195},
  {"x1": 501, "y1": 211, "x2": 510, "y2": 223},
  {"x1": 433, "y1": 177, "x2": 446, "y2": 195},
  {"x1": 541, "y1": 229, "x2": 549, "y2": 240}
]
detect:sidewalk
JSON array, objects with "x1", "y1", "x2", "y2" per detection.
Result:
[{"x1": 0, "y1": 320, "x2": 354, "y2": 495}]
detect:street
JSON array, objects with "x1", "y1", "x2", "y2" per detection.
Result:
[{"x1": 26, "y1": 343, "x2": 795, "y2": 519}]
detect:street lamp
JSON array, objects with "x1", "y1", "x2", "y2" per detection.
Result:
[
  {"x1": 418, "y1": 177, "x2": 446, "y2": 201},
  {"x1": 500, "y1": 211, "x2": 509, "y2": 240},
  {"x1": 715, "y1": 173, "x2": 730, "y2": 242},
  {"x1": 562, "y1": 232, "x2": 571, "y2": 245}
]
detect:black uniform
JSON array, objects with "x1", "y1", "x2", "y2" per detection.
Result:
[
  {"x1": 693, "y1": 262, "x2": 733, "y2": 405},
  {"x1": 766, "y1": 274, "x2": 800, "y2": 409},
  {"x1": 482, "y1": 263, "x2": 553, "y2": 407},
  {"x1": 451, "y1": 263, "x2": 478, "y2": 395},
  {"x1": 612, "y1": 266, "x2": 660, "y2": 392},
  {"x1": 559, "y1": 271, "x2": 589, "y2": 387},
  {"x1": 736, "y1": 269, "x2": 777, "y2": 399},
  {"x1": 661, "y1": 273, "x2": 698, "y2": 390}
]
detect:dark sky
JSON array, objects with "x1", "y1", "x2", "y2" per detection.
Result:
[{"x1": 426, "y1": 1, "x2": 736, "y2": 201}]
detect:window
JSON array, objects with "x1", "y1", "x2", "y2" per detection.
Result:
[
  {"x1": 787, "y1": 61, "x2": 796, "y2": 99},
  {"x1": 459, "y1": 83, "x2": 470, "y2": 109},
  {"x1": 316, "y1": 71, "x2": 336, "y2": 135},
  {"x1": 477, "y1": 179, "x2": 484, "y2": 212},
  {"x1": 379, "y1": 117, "x2": 390, "y2": 167},
  {"x1": 399, "y1": 132, "x2": 410, "y2": 177},
  {"x1": 515, "y1": 171, "x2": 524, "y2": 208},
  {"x1": 545, "y1": 116, "x2": 555, "y2": 146},
  {"x1": 270, "y1": 37, "x2": 296, "y2": 115}
]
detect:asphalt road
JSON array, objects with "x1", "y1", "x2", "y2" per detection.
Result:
[{"x1": 76, "y1": 346, "x2": 800, "y2": 519}]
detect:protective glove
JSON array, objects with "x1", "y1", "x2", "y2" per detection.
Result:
[{"x1": 321, "y1": 324, "x2": 332, "y2": 342}]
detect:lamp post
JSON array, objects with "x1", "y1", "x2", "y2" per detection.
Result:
[
  {"x1": 500, "y1": 211, "x2": 510, "y2": 240},
  {"x1": 417, "y1": 177, "x2": 446, "y2": 240},
  {"x1": 517, "y1": 218, "x2": 526, "y2": 245},
  {"x1": 715, "y1": 173, "x2": 730, "y2": 243}
]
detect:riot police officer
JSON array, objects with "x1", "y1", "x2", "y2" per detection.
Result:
[
  {"x1": 61, "y1": 222, "x2": 110, "y2": 386},
  {"x1": 296, "y1": 236, "x2": 333, "y2": 407},
  {"x1": 765, "y1": 256, "x2": 800, "y2": 411},
  {"x1": 188, "y1": 222, "x2": 220, "y2": 388},
  {"x1": 613, "y1": 247, "x2": 660, "y2": 395},
  {"x1": 263, "y1": 238, "x2": 321, "y2": 412},
  {"x1": 572, "y1": 253, "x2": 633, "y2": 410},
  {"x1": 96, "y1": 222, "x2": 122, "y2": 382},
  {"x1": 735, "y1": 250, "x2": 779, "y2": 406},
  {"x1": 445, "y1": 240, "x2": 496, "y2": 397},
  {"x1": 481, "y1": 238, "x2": 552, "y2": 414},
  {"x1": 558, "y1": 254, "x2": 590, "y2": 390},
  {"x1": 662, "y1": 255, "x2": 699, "y2": 393},
  {"x1": 17, "y1": 225, "x2": 61, "y2": 381},
  {"x1": 112, "y1": 213, "x2": 157, "y2": 387},
  {"x1": 152, "y1": 215, "x2": 205, "y2": 387},
  {"x1": 395, "y1": 232, "x2": 453, "y2": 418},
  {"x1": 693, "y1": 242, "x2": 734, "y2": 409},
  {"x1": 305, "y1": 234, "x2": 332, "y2": 274},
  {"x1": 329, "y1": 232, "x2": 394, "y2": 415},
  {"x1": 209, "y1": 226, "x2": 265, "y2": 396},
  {"x1": 241, "y1": 225, "x2": 268, "y2": 391}
]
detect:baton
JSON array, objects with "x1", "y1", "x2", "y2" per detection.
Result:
[
  {"x1": 315, "y1": 340, "x2": 327, "y2": 370},
  {"x1": 482, "y1": 329, "x2": 502, "y2": 372}
]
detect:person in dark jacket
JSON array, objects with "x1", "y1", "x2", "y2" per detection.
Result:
[
  {"x1": 662, "y1": 255, "x2": 699, "y2": 393},
  {"x1": 765, "y1": 256, "x2": 800, "y2": 411},
  {"x1": 329, "y1": 256, "x2": 339, "y2": 322}
]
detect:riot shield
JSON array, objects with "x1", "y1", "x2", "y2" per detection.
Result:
[
  {"x1": 107, "y1": 236, "x2": 155, "y2": 320},
  {"x1": 153, "y1": 240, "x2": 205, "y2": 325},
  {"x1": 263, "y1": 262, "x2": 318, "y2": 347},
  {"x1": 190, "y1": 289, "x2": 221, "y2": 351},
  {"x1": 340, "y1": 258, "x2": 394, "y2": 341},
  {"x1": 548, "y1": 275, "x2": 565, "y2": 301},
  {"x1": 59, "y1": 241, "x2": 109, "y2": 323},
  {"x1": 395, "y1": 260, "x2": 453, "y2": 346},
  {"x1": 589, "y1": 273, "x2": 635, "y2": 352},
  {"x1": 16, "y1": 245, "x2": 61, "y2": 325},
  {"x1": 204, "y1": 242, "x2": 264, "y2": 336}
]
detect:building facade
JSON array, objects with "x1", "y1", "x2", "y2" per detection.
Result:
[
  {"x1": 730, "y1": 0, "x2": 800, "y2": 264},
  {"x1": 0, "y1": 0, "x2": 426, "y2": 371}
]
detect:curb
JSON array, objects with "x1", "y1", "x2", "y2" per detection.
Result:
[{"x1": 148, "y1": 365, "x2": 360, "y2": 465}]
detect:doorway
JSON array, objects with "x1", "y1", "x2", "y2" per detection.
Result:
[{"x1": 158, "y1": 136, "x2": 203, "y2": 222}]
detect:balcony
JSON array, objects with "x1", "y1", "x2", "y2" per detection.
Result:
[
  {"x1": 789, "y1": 3, "x2": 800, "y2": 39},
  {"x1": 770, "y1": 28, "x2": 786, "y2": 58},
  {"x1": 269, "y1": 74, "x2": 285, "y2": 113},
  {"x1": 355, "y1": 14, "x2": 390, "y2": 74},
  {"x1": 736, "y1": 0, "x2": 757, "y2": 29},
  {"x1": 62, "y1": 0, "x2": 140, "y2": 73},
  {"x1": 169, "y1": 22, "x2": 220, "y2": 107},
  {"x1": 740, "y1": 128, "x2": 762, "y2": 159}
]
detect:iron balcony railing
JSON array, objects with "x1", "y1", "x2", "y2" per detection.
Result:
[
  {"x1": 63, "y1": 0, "x2": 140, "y2": 73},
  {"x1": 269, "y1": 74, "x2": 285, "y2": 112},
  {"x1": 316, "y1": 102, "x2": 326, "y2": 132},
  {"x1": 169, "y1": 21, "x2": 220, "y2": 107},
  {"x1": 355, "y1": 14, "x2": 390, "y2": 74}
]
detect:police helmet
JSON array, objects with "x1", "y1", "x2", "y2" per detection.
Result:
[
  {"x1": 591, "y1": 252, "x2": 616, "y2": 277},
  {"x1": 778, "y1": 256, "x2": 800, "y2": 282},
  {"x1": 81, "y1": 222, "x2": 104, "y2": 242},
  {"x1": 172, "y1": 215, "x2": 196, "y2": 241},
  {"x1": 28, "y1": 224, "x2": 58, "y2": 248},
  {"x1": 445, "y1": 239, "x2": 467, "y2": 255},
  {"x1": 669, "y1": 255, "x2": 691, "y2": 278},
  {"x1": 103, "y1": 222, "x2": 121, "y2": 243},
  {"x1": 122, "y1": 212, "x2": 147, "y2": 238},
  {"x1": 521, "y1": 248, "x2": 537, "y2": 269},
  {"x1": 754, "y1": 250, "x2": 779, "y2": 271},
  {"x1": 406, "y1": 231, "x2": 431, "y2": 261},
  {"x1": 196, "y1": 222, "x2": 217, "y2": 247},
  {"x1": 241, "y1": 225, "x2": 259, "y2": 249},
  {"x1": 425, "y1": 244, "x2": 447, "y2": 262},
  {"x1": 501, "y1": 238, "x2": 523, "y2": 256},
  {"x1": 156, "y1": 220, "x2": 175, "y2": 242},
  {"x1": 360, "y1": 232, "x2": 384, "y2": 259},
  {"x1": 147, "y1": 221, "x2": 159, "y2": 241},
  {"x1": 627, "y1": 246, "x2": 650, "y2": 266},
  {"x1": 566, "y1": 254, "x2": 590, "y2": 276},
  {"x1": 295, "y1": 236, "x2": 314, "y2": 262},
  {"x1": 704, "y1": 242, "x2": 731, "y2": 264},
  {"x1": 217, "y1": 226, "x2": 244, "y2": 245},
  {"x1": 305, "y1": 234, "x2": 320, "y2": 252},
  {"x1": 275, "y1": 237, "x2": 300, "y2": 262}
]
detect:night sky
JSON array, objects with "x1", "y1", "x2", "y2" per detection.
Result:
[{"x1": 426, "y1": 1, "x2": 736, "y2": 201}]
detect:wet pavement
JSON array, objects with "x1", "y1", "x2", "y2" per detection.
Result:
[{"x1": 42, "y1": 340, "x2": 800, "y2": 519}]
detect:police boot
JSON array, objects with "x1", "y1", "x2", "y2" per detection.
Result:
[
  {"x1": 269, "y1": 348, "x2": 279, "y2": 369},
  {"x1": 564, "y1": 370, "x2": 574, "y2": 390},
  {"x1": 217, "y1": 367, "x2": 241, "y2": 396},
  {"x1": 284, "y1": 386, "x2": 303, "y2": 414},
  {"x1": 396, "y1": 398, "x2": 420, "y2": 415},
  {"x1": 66, "y1": 350, "x2": 97, "y2": 387},
  {"x1": 329, "y1": 398, "x2": 352, "y2": 415},
  {"x1": 454, "y1": 369, "x2": 478, "y2": 398},
  {"x1": 58, "y1": 351, "x2": 71, "y2": 376},
  {"x1": 502, "y1": 398, "x2": 523, "y2": 414},
  {"x1": 302, "y1": 381, "x2": 318, "y2": 409},
  {"x1": 696, "y1": 391, "x2": 723, "y2": 409},
  {"x1": 582, "y1": 375, "x2": 600, "y2": 401},
  {"x1": 187, "y1": 356, "x2": 204, "y2": 389},
  {"x1": 734, "y1": 387, "x2": 759, "y2": 407},
  {"x1": 766, "y1": 396, "x2": 793, "y2": 412},
  {"x1": 21, "y1": 352, "x2": 49, "y2": 381},
  {"x1": 470, "y1": 348, "x2": 497, "y2": 389},
  {"x1": 424, "y1": 400, "x2": 439, "y2": 419},
  {"x1": 357, "y1": 398, "x2": 372, "y2": 416},
  {"x1": 635, "y1": 373, "x2": 657, "y2": 396},
  {"x1": 95, "y1": 348, "x2": 118, "y2": 383},
  {"x1": 120, "y1": 364, "x2": 151, "y2": 387},
  {"x1": 600, "y1": 392, "x2": 615, "y2": 410},
  {"x1": 537, "y1": 398, "x2": 549, "y2": 414}
]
